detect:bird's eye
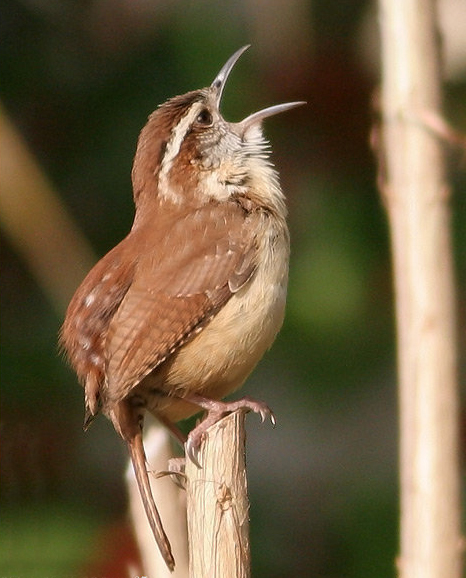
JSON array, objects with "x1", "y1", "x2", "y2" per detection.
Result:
[{"x1": 196, "y1": 109, "x2": 213, "y2": 126}]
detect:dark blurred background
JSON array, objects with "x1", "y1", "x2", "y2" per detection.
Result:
[{"x1": 1, "y1": 1, "x2": 465, "y2": 577}]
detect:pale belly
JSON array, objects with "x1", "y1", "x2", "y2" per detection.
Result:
[{"x1": 140, "y1": 231, "x2": 289, "y2": 423}]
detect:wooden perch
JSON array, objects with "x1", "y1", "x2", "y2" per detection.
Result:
[
  {"x1": 185, "y1": 411, "x2": 251, "y2": 578},
  {"x1": 376, "y1": 1, "x2": 462, "y2": 577}
]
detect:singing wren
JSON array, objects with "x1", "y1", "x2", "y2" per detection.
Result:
[{"x1": 60, "y1": 45, "x2": 304, "y2": 570}]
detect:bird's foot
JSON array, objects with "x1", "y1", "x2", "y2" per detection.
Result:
[
  {"x1": 184, "y1": 394, "x2": 275, "y2": 467},
  {"x1": 155, "y1": 457, "x2": 186, "y2": 489}
]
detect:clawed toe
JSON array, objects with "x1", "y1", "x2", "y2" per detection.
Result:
[
  {"x1": 155, "y1": 457, "x2": 187, "y2": 488},
  {"x1": 185, "y1": 435, "x2": 203, "y2": 469},
  {"x1": 235, "y1": 396, "x2": 275, "y2": 426},
  {"x1": 182, "y1": 394, "x2": 276, "y2": 467}
]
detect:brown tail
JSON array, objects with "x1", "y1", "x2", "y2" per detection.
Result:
[{"x1": 127, "y1": 431, "x2": 175, "y2": 571}]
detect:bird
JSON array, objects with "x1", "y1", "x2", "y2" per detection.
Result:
[{"x1": 60, "y1": 45, "x2": 304, "y2": 570}]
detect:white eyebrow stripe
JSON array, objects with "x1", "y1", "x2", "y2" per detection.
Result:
[{"x1": 158, "y1": 102, "x2": 204, "y2": 204}]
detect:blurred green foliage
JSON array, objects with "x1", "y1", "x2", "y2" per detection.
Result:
[
  {"x1": 1, "y1": 1, "x2": 464, "y2": 577},
  {"x1": 0, "y1": 504, "x2": 97, "y2": 578}
]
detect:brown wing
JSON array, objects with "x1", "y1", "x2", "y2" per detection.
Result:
[
  {"x1": 60, "y1": 240, "x2": 137, "y2": 416},
  {"x1": 105, "y1": 202, "x2": 259, "y2": 401}
]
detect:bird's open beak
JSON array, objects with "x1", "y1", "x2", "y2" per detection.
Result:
[
  {"x1": 211, "y1": 45, "x2": 305, "y2": 129},
  {"x1": 211, "y1": 45, "x2": 251, "y2": 107},
  {"x1": 239, "y1": 101, "x2": 306, "y2": 130}
]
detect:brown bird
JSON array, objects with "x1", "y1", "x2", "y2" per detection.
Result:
[{"x1": 60, "y1": 45, "x2": 304, "y2": 570}]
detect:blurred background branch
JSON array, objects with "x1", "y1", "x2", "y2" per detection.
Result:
[
  {"x1": 377, "y1": 0, "x2": 462, "y2": 576},
  {"x1": 0, "y1": 104, "x2": 96, "y2": 313}
]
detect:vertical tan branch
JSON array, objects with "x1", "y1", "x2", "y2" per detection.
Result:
[
  {"x1": 377, "y1": 1, "x2": 462, "y2": 577},
  {"x1": 185, "y1": 411, "x2": 250, "y2": 578}
]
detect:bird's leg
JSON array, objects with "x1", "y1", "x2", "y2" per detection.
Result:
[
  {"x1": 157, "y1": 414, "x2": 187, "y2": 447},
  {"x1": 182, "y1": 393, "x2": 275, "y2": 467},
  {"x1": 153, "y1": 415, "x2": 187, "y2": 488}
]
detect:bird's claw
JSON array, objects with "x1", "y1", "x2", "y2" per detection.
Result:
[
  {"x1": 239, "y1": 396, "x2": 275, "y2": 427},
  {"x1": 182, "y1": 395, "x2": 276, "y2": 468},
  {"x1": 185, "y1": 435, "x2": 202, "y2": 469},
  {"x1": 260, "y1": 408, "x2": 276, "y2": 427}
]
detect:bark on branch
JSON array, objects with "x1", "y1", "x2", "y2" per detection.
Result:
[{"x1": 185, "y1": 411, "x2": 251, "y2": 578}]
